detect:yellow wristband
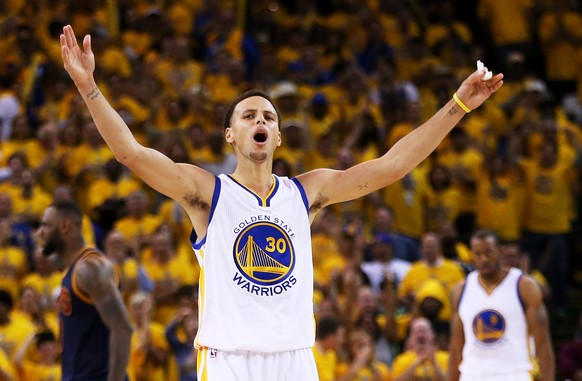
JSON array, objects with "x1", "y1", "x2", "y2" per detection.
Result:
[{"x1": 453, "y1": 93, "x2": 471, "y2": 113}]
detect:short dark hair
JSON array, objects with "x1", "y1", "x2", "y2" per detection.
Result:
[
  {"x1": 0, "y1": 289, "x2": 13, "y2": 310},
  {"x1": 223, "y1": 89, "x2": 281, "y2": 130},
  {"x1": 36, "y1": 330, "x2": 56, "y2": 347},
  {"x1": 316, "y1": 316, "x2": 340, "y2": 340},
  {"x1": 471, "y1": 229, "x2": 499, "y2": 245},
  {"x1": 52, "y1": 201, "x2": 83, "y2": 226},
  {"x1": 176, "y1": 284, "x2": 197, "y2": 299}
]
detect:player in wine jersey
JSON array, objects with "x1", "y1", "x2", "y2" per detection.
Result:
[
  {"x1": 60, "y1": 24, "x2": 503, "y2": 380},
  {"x1": 448, "y1": 230, "x2": 554, "y2": 381},
  {"x1": 38, "y1": 201, "x2": 133, "y2": 381}
]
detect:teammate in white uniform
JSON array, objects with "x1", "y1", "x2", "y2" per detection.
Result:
[
  {"x1": 449, "y1": 230, "x2": 555, "y2": 381},
  {"x1": 60, "y1": 24, "x2": 504, "y2": 380}
]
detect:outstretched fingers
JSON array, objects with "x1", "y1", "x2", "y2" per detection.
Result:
[
  {"x1": 63, "y1": 25, "x2": 78, "y2": 50},
  {"x1": 60, "y1": 34, "x2": 70, "y2": 65}
]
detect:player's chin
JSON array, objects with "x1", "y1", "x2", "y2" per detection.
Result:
[
  {"x1": 249, "y1": 151, "x2": 268, "y2": 161},
  {"x1": 479, "y1": 266, "x2": 493, "y2": 275}
]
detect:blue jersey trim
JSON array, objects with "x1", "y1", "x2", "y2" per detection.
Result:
[
  {"x1": 517, "y1": 273, "x2": 526, "y2": 313},
  {"x1": 227, "y1": 174, "x2": 278, "y2": 207},
  {"x1": 191, "y1": 176, "x2": 220, "y2": 250},
  {"x1": 265, "y1": 176, "x2": 279, "y2": 207},
  {"x1": 291, "y1": 177, "x2": 309, "y2": 213},
  {"x1": 457, "y1": 278, "x2": 468, "y2": 309}
]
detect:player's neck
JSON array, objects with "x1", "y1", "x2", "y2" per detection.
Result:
[
  {"x1": 478, "y1": 268, "x2": 508, "y2": 287},
  {"x1": 61, "y1": 238, "x2": 88, "y2": 268},
  {"x1": 231, "y1": 167, "x2": 275, "y2": 198}
]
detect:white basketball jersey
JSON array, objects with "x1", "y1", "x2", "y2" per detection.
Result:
[
  {"x1": 192, "y1": 174, "x2": 315, "y2": 352},
  {"x1": 458, "y1": 268, "x2": 533, "y2": 376}
]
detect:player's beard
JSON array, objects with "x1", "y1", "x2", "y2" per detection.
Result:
[
  {"x1": 249, "y1": 151, "x2": 268, "y2": 161},
  {"x1": 42, "y1": 232, "x2": 65, "y2": 257}
]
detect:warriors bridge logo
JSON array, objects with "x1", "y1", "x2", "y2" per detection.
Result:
[
  {"x1": 232, "y1": 221, "x2": 297, "y2": 296},
  {"x1": 472, "y1": 309, "x2": 506, "y2": 344}
]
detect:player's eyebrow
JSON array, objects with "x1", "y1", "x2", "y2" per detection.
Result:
[
  {"x1": 242, "y1": 109, "x2": 277, "y2": 120},
  {"x1": 263, "y1": 110, "x2": 276, "y2": 119}
]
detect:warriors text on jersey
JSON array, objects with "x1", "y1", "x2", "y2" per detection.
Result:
[
  {"x1": 458, "y1": 268, "x2": 533, "y2": 376},
  {"x1": 191, "y1": 174, "x2": 315, "y2": 352}
]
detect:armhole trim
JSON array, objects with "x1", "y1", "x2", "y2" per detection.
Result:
[
  {"x1": 291, "y1": 177, "x2": 309, "y2": 213},
  {"x1": 71, "y1": 250, "x2": 101, "y2": 305},
  {"x1": 192, "y1": 176, "x2": 221, "y2": 250}
]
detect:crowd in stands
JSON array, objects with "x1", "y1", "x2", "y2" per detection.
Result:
[{"x1": 1, "y1": 0, "x2": 582, "y2": 379}]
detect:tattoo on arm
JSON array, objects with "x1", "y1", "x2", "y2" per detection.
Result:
[
  {"x1": 448, "y1": 106, "x2": 458, "y2": 116},
  {"x1": 76, "y1": 257, "x2": 132, "y2": 381},
  {"x1": 358, "y1": 182, "x2": 369, "y2": 191},
  {"x1": 86, "y1": 88, "x2": 100, "y2": 100}
]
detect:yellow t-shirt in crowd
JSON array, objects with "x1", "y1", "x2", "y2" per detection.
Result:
[
  {"x1": 438, "y1": 148, "x2": 484, "y2": 213},
  {"x1": 129, "y1": 322, "x2": 169, "y2": 381},
  {"x1": 0, "y1": 348, "x2": 16, "y2": 380},
  {"x1": 311, "y1": 233, "x2": 341, "y2": 286},
  {"x1": 520, "y1": 154, "x2": 576, "y2": 234},
  {"x1": 384, "y1": 167, "x2": 427, "y2": 239},
  {"x1": 87, "y1": 177, "x2": 143, "y2": 211},
  {"x1": 312, "y1": 344, "x2": 338, "y2": 381},
  {"x1": 142, "y1": 258, "x2": 197, "y2": 324},
  {"x1": 399, "y1": 259, "x2": 465, "y2": 302},
  {"x1": 539, "y1": 11, "x2": 582, "y2": 81},
  {"x1": 424, "y1": 186, "x2": 462, "y2": 233},
  {"x1": 391, "y1": 350, "x2": 449, "y2": 379},
  {"x1": 114, "y1": 214, "x2": 164, "y2": 244},
  {"x1": 20, "y1": 271, "x2": 63, "y2": 312},
  {"x1": 0, "y1": 316, "x2": 36, "y2": 359},
  {"x1": 477, "y1": 0, "x2": 533, "y2": 46},
  {"x1": 18, "y1": 360, "x2": 61, "y2": 381},
  {"x1": 336, "y1": 360, "x2": 391, "y2": 381},
  {"x1": 476, "y1": 171, "x2": 524, "y2": 242},
  {"x1": 0, "y1": 245, "x2": 28, "y2": 301}
]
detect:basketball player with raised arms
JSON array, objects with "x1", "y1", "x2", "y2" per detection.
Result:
[
  {"x1": 38, "y1": 201, "x2": 133, "y2": 381},
  {"x1": 448, "y1": 229, "x2": 555, "y2": 381},
  {"x1": 60, "y1": 25, "x2": 503, "y2": 380}
]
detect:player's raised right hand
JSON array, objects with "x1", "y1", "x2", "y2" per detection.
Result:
[{"x1": 60, "y1": 25, "x2": 95, "y2": 88}]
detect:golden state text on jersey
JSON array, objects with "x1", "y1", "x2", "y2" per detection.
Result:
[{"x1": 232, "y1": 219, "x2": 297, "y2": 296}]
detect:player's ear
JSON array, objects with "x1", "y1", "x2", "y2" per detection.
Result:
[
  {"x1": 60, "y1": 218, "x2": 72, "y2": 235},
  {"x1": 225, "y1": 128, "x2": 234, "y2": 143},
  {"x1": 277, "y1": 131, "x2": 281, "y2": 147}
]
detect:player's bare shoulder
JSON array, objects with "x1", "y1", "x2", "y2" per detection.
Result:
[
  {"x1": 450, "y1": 279, "x2": 467, "y2": 308},
  {"x1": 518, "y1": 273, "x2": 544, "y2": 305},
  {"x1": 74, "y1": 252, "x2": 117, "y2": 299}
]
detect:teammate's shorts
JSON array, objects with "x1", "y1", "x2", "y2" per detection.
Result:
[{"x1": 197, "y1": 347, "x2": 319, "y2": 381}]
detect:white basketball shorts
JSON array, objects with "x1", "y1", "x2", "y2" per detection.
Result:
[{"x1": 197, "y1": 347, "x2": 319, "y2": 381}]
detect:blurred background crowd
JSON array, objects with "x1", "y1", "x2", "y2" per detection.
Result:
[{"x1": 1, "y1": 0, "x2": 582, "y2": 380}]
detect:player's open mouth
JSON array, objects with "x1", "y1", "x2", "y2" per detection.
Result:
[{"x1": 254, "y1": 131, "x2": 267, "y2": 143}]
